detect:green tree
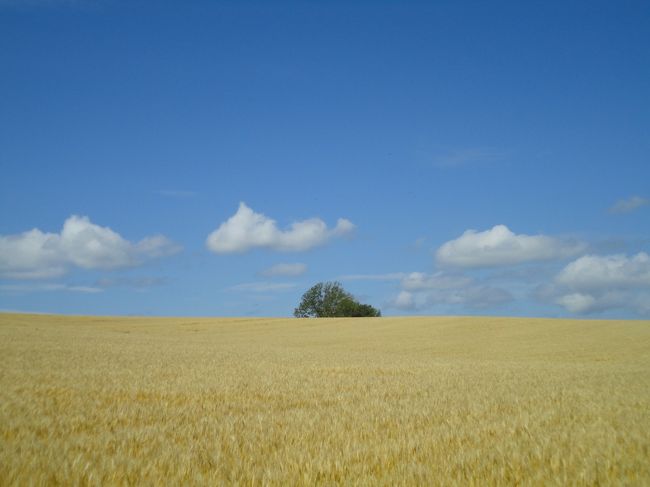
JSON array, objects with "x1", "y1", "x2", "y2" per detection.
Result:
[{"x1": 294, "y1": 282, "x2": 381, "y2": 318}]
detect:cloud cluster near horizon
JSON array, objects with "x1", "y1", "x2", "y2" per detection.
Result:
[
  {"x1": 383, "y1": 224, "x2": 650, "y2": 317},
  {"x1": 390, "y1": 271, "x2": 512, "y2": 311},
  {"x1": 2, "y1": 206, "x2": 648, "y2": 318},
  {"x1": 543, "y1": 252, "x2": 650, "y2": 314},
  {"x1": 0, "y1": 216, "x2": 180, "y2": 279},
  {"x1": 206, "y1": 202, "x2": 355, "y2": 254}
]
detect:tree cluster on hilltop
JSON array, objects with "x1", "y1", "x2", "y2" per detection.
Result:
[{"x1": 294, "y1": 282, "x2": 381, "y2": 318}]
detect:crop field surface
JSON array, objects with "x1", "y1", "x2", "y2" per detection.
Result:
[{"x1": 1, "y1": 314, "x2": 649, "y2": 485}]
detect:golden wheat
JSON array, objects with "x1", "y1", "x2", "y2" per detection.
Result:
[{"x1": 1, "y1": 313, "x2": 649, "y2": 485}]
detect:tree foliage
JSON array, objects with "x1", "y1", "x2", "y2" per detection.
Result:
[{"x1": 294, "y1": 282, "x2": 381, "y2": 318}]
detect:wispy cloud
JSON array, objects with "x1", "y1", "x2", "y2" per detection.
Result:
[
  {"x1": 229, "y1": 282, "x2": 297, "y2": 293},
  {"x1": 95, "y1": 276, "x2": 167, "y2": 289},
  {"x1": 259, "y1": 263, "x2": 307, "y2": 277},
  {"x1": 412, "y1": 237, "x2": 426, "y2": 249},
  {"x1": 401, "y1": 272, "x2": 472, "y2": 291},
  {"x1": 0, "y1": 283, "x2": 102, "y2": 294},
  {"x1": 339, "y1": 273, "x2": 407, "y2": 282},
  {"x1": 206, "y1": 202, "x2": 355, "y2": 254},
  {"x1": 608, "y1": 196, "x2": 648, "y2": 214},
  {"x1": 388, "y1": 271, "x2": 512, "y2": 311}
]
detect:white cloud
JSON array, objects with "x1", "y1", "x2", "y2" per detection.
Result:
[
  {"x1": 259, "y1": 263, "x2": 307, "y2": 277},
  {"x1": 388, "y1": 271, "x2": 512, "y2": 311},
  {"x1": 206, "y1": 202, "x2": 355, "y2": 253},
  {"x1": 390, "y1": 291, "x2": 416, "y2": 310},
  {"x1": 608, "y1": 196, "x2": 648, "y2": 214},
  {"x1": 552, "y1": 290, "x2": 643, "y2": 315},
  {"x1": 0, "y1": 216, "x2": 181, "y2": 279},
  {"x1": 555, "y1": 293, "x2": 598, "y2": 314},
  {"x1": 436, "y1": 225, "x2": 585, "y2": 268},
  {"x1": 552, "y1": 253, "x2": 650, "y2": 315},
  {"x1": 556, "y1": 253, "x2": 650, "y2": 290},
  {"x1": 229, "y1": 282, "x2": 297, "y2": 292}
]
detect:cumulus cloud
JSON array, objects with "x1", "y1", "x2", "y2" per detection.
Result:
[
  {"x1": 549, "y1": 253, "x2": 650, "y2": 315},
  {"x1": 608, "y1": 196, "x2": 648, "y2": 214},
  {"x1": 389, "y1": 271, "x2": 512, "y2": 311},
  {"x1": 0, "y1": 216, "x2": 181, "y2": 279},
  {"x1": 557, "y1": 253, "x2": 650, "y2": 290},
  {"x1": 390, "y1": 291, "x2": 416, "y2": 310},
  {"x1": 555, "y1": 293, "x2": 599, "y2": 314},
  {"x1": 259, "y1": 263, "x2": 307, "y2": 277},
  {"x1": 206, "y1": 203, "x2": 355, "y2": 253},
  {"x1": 436, "y1": 225, "x2": 585, "y2": 268}
]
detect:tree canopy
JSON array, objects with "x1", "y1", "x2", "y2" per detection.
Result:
[{"x1": 293, "y1": 282, "x2": 381, "y2": 318}]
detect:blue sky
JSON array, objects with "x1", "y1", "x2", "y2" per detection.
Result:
[{"x1": 1, "y1": 0, "x2": 649, "y2": 318}]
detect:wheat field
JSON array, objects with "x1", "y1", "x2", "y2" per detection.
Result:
[{"x1": 1, "y1": 313, "x2": 649, "y2": 485}]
